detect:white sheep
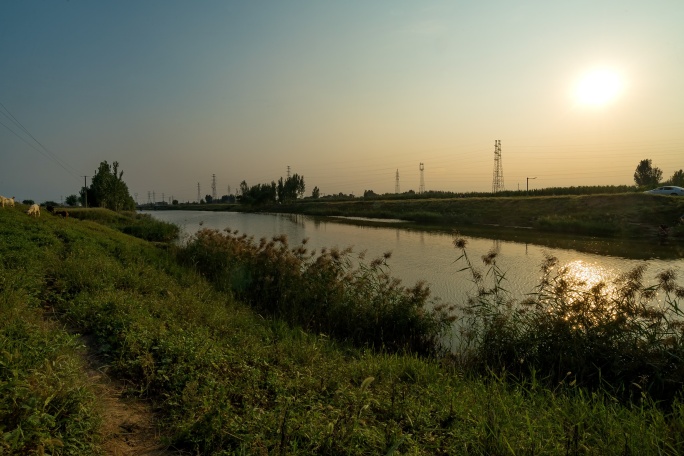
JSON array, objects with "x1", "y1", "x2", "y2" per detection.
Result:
[
  {"x1": 27, "y1": 204, "x2": 40, "y2": 217},
  {"x1": 1, "y1": 196, "x2": 15, "y2": 208}
]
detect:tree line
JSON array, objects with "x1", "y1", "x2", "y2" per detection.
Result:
[{"x1": 51, "y1": 157, "x2": 681, "y2": 212}]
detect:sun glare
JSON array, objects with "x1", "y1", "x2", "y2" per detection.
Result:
[{"x1": 574, "y1": 68, "x2": 624, "y2": 107}]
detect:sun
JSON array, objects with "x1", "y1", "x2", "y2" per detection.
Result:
[{"x1": 574, "y1": 68, "x2": 624, "y2": 107}]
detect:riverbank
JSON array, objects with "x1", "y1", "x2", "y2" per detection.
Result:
[
  {"x1": 158, "y1": 193, "x2": 684, "y2": 240},
  {"x1": 2, "y1": 207, "x2": 683, "y2": 454}
]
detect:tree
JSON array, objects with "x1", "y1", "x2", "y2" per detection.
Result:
[
  {"x1": 65, "y1": 194, "x2": 79, "y2": 206},
  {"x1": 205, "y1": 194, "x2": 213, "y2": 204},
  {"x1": 87, "y1": 161, "x2": 135, "y2": 211},
  {"x1": 633, "y1": 159, "x2": 662, "y2": 187},
  {"x1": 669, "y1": 169, "x2": 684, "y2": 187},
  {"x1": 311, "y1": 186, "x2": 320, "y2": 199},
  {"x1": 277, "y1": 174, "x2": 305, "y2": 203}
]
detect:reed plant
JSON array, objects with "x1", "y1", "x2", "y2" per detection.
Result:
[
  {"x1": 176, "y1": 228, "x2": 455, "y2": 355},
  {"x1": 454, "y1": 234, "x2": 684, "y2": 404}
]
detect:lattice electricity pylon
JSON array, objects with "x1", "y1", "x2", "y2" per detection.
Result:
[
  {"x1": 492, "y1": 140, "x2": 505, "y2": 193},
  {"x1": 395, "y1": 169, "x2": 400, "y2": 194},
  {"x1": 419, "y1": 163, "x2": 425, "y2": 194}
]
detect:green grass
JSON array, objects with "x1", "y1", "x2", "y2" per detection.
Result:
[
  {"x1": 2, "y1": 206, "x2": 684, "y2": 454},
  {"x1": 68, "y1": 207, "x2": 180, "y2": 242}
]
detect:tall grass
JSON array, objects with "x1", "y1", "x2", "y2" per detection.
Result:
[
  {"x1": 0, "y1": 209, "x2": 100, "y2": 455},
  {"x1": 176, "y1": 228, "x2": 455, "y2": 355},
  {"x1": 454, "y1": 234, "x2": 684, "y2": 404}
]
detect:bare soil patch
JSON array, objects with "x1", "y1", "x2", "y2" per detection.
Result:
[{"x1": 81, "y1": 339, "x2": 183, "y2": 455}]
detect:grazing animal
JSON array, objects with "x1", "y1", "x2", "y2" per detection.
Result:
[
  {"x1": 54, "y1": 209, "x2": 69, "y2": 218},
  {"x1": 47, "y1": 205, "x2": 55, "y2": 214},
  {"x1": 1, "y1": 196, "x2": 15, "y2": 208},
  {"x1": 26, "y1": 204, "x2": 40, "y2": 217}
]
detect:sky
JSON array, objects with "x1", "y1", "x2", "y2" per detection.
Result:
[{"x1": 1, "y1": 1, "x2": 683, "y2": 204}]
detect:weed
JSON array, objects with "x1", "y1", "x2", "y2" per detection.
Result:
[{"x1": 454, "y1": 233, "x2": 684, "y2": 404}]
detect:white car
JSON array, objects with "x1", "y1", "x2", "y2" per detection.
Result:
[{"x1": 644, "y1": 186, "x2": 684, "y2": 196}]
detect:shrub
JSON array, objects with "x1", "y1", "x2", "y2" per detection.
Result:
[
  {"x1": 454, "y1": 235, "x2": 684, "y2": 404},
  {"x1": 176, "y1": 228, "x2": 455, "y2": 355}
]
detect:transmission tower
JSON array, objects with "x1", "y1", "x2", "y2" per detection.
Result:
[
  {"x1": 287, "y1": 165, "x2": 291, "y2": 179},
  {"x1": 211, "y1": 174, "x2": 217, "y2": 201},
  {"x1": 492, "y1": 140, "x2": 505, "y2": 193},
  {"x1": 395, "y1": 169, "x2": 400, "y2": 194},
  {"x1": 419, "y1": 163, "x2": 425, "y2": 194}
]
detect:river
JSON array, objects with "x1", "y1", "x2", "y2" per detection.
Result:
[{"x1": 143, "y1": 210, "x2": 684, "y2": 310}]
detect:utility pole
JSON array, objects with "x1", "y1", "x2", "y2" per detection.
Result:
[
  {"x1": 82, "y1": 176, "x2": 89, "y2": 208},
  {"x1": 197, "y1": 183, "x2": 200, "y2": 203},
  {"x1": 526, "y1": 177, "x2": 537, "y2": 195}
]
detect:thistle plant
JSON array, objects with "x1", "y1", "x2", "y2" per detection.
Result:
[{"x1": 454, "y1": 233, "x2": 684, "y2": 404}]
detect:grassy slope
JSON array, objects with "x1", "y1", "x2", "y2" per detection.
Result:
[
  {"x1": 2, "y1": 207, "x2": 683, "y2": 454},
  {"x1": 280, "y1": 193, "x2": 684, "y2": 236}
]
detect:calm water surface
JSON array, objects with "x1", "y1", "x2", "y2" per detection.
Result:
[{"x1": 144, "y1": 210, "x2": 684, "y2": 308}]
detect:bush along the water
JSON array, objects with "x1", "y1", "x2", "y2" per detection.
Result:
[
  {"x1": 176, "y1": 228, "x2": 455, "y2": 355},
  {"x1": 453, "y1": 234, "x2": 684, "y2": 405}
]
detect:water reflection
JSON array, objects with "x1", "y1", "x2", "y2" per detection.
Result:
[
  {"x1": 144, "y1": 211, "x2": 684, "y2": 310},
  {"x1": 562, "y1": 260, "x2": 613, "y2": 291}
]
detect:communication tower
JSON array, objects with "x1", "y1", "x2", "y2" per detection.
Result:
[
  {"x1": 211, "y1": 174, "x2": 217, "y2": 201},
  {"x1": 419, "y1": 163, "x2": 425, "y2": 194},
  {"x1": 492, "y1": 140, "x2": 505, "y2": 193},
  {"x1": 395, "y1": 169, "x2": 400, "y2": 194}
]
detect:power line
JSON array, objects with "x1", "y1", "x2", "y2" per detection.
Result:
[{"x1": 0, "y1": 101, "x2": 81, "y2": 178}]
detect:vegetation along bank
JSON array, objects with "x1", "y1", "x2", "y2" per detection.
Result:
[
  {"x1": 2, "y1": 204, "x2": 684, "y2": 454},
  {"x1": 165, "y1": 192, "x2": 684, "y2": 241}
]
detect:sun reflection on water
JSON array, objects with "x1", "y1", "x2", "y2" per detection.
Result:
[{"x1": 561, "y1": 259, "x2": 615, "y2": 290}]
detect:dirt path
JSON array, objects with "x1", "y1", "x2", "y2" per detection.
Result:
[{"x1": 81, "y1": 342, "x2": 183, "y2": 456}]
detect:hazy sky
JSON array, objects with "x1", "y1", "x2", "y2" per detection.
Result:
[{"x1": 1, "y1": 1, "x2": 682, "y2": 203}]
